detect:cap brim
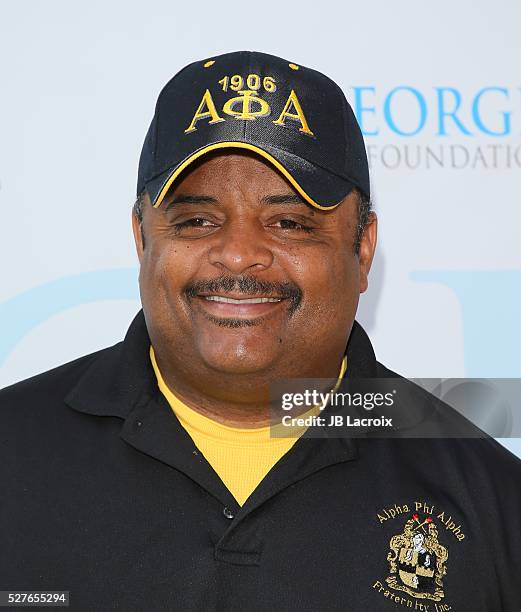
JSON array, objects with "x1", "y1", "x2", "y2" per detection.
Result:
[{"x1": 144, "y1": 142, "x2": 357, "y2": 211}]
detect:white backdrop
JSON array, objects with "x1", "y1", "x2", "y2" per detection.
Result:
[{"x1": 1, "y1": 1, "x2": 520, "y2": 453}]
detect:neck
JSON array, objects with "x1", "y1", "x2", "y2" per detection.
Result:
[{"x1": 150, "y1": 346, "x2": 347, "y2": 428}]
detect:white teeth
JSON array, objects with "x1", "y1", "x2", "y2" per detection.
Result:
[{"x1": 204, "y1": 296, "x2": 282, "y2": 304}]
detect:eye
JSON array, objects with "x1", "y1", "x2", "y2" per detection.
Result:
[
  {"x1": 174, "y1": 217, "x2": 216, "y2": 229},
  {"x1": 271, "y1": 219, "x2": 314, "y2": 232},
  {"x1": 171, "y1": 217, "x2": 220, "y2": 236}
]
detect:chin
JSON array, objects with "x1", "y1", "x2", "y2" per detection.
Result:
[{"x1": 197, "y1": 341, "x2": 276, "y2": 376}]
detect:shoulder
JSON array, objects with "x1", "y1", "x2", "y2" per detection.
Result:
[
  {"x1": 374, "y1": 359, "x2": 521, "y2": 477},
  {"x1": 0, "y1": 344, "x2": 121, "y2": 415}
]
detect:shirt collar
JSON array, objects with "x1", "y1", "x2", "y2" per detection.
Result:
[{"x1": 64, "y1": 310, "x2": 378, "y2": 510}]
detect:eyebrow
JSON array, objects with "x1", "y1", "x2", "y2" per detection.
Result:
[
  {"x1": 163, "y1": 192, "x2": 308, "y2": 211},
  {"x1": 164, "y1": 194, "x2": 218, "y2": 211},
  {"x1": 260, "y1": 194, "x2": 308, "y2": 206}
]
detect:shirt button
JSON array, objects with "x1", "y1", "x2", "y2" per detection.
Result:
[{"x1": 223, "y1": 506, "x2": 234, "y2": 520}]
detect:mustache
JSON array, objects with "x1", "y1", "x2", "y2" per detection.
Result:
[{"x1": 184, "y1": 274, "x2": 303, "y2": 316}]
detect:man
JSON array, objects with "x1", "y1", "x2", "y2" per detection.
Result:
[{"x1": 1, "y1": 51, "x2": 520, "y2": 611}]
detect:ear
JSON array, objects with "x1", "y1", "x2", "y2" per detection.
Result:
[
  {"x1": 358, "y1": 211, "x2": 377, "y2": 294},
  {"x1": 131, "y1": 208, "x2": 144, "y2": 264}
]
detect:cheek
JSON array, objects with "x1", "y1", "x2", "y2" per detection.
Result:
[
  {"x1": 297, "y1": 251, "x2": 358, "y2": 297},
  {"x1": 293, "y1": 252, "x2": 360, "y2": 322},
  {"x1": 139, "y1": 241, "x2": 199, "y2": 312}
]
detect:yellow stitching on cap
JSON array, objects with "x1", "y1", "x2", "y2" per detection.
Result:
[
  {"x1": 152, "y1": 142, "x2": 340, "y2": 211},
  {"x1": 273, "y1": 90, "x2": 314, "y2": 136},
  {"x1": 288, "y1": 63, "x2": 299, "y2": 70},
  {"x1": 203, "y1": 60, "x2": 215, "y2": 68}
]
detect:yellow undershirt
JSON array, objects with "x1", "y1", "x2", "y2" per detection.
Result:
[{"x1": 150, "y1": 347, "x2": 347, "y2": 506}]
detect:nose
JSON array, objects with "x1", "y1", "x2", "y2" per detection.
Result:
[{"x1": 207, "y1": 218, "x2": 274, "y2": 275}]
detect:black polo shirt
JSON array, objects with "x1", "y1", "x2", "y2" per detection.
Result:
[{"x1": 1, "y1": 311, "x2": 520, "y2": 611}]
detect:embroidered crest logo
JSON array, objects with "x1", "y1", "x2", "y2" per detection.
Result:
[{"x1": 385, "y1": 513, "x2": 449, "y2": 602}]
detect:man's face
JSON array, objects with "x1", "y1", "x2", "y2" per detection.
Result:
[{"x1": 132, "y1": 151, "x2": 376, "y2": 383}]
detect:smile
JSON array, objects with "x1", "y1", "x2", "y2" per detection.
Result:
[
  {"x1": 204, "y1": 296, "x2": 282, "y2": 304},
  {"x1": 194, "y1": 293, "x2": 288, "y2": 320}
]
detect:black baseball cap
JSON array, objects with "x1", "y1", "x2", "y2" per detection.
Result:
[{"x1": 137, "y1": 51, "x2": 369, "y2": 210}]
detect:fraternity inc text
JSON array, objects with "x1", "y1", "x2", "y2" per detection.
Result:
[{"x1": 281, "y1": 390, "x2": 395, "y2": 412}]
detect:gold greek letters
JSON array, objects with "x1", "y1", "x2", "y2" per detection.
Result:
[
  {"x1": 273, "y1": 90, "x2": 314, "y2": 136},
  {"x1": 222, "y1": 90, "x2": 270, "y2": 120},
  {"x1": 184, "y1": 89, "x2": 225, "y2": 134},
  {"x1": 185, "y1": 82, "x2": 314, "y2": 136}
]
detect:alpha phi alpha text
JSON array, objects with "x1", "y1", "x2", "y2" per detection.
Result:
[
  {"x1": 185, "y1": 87, "x2": 315, "y2": 136},
  {"x1": 377, "y1": 501, "x2": 466, "y2": 541}
]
